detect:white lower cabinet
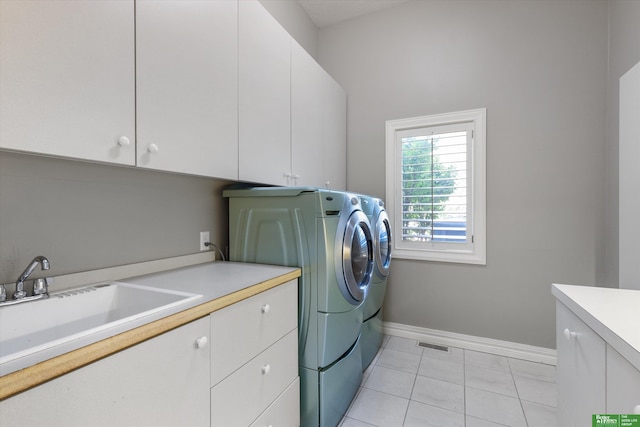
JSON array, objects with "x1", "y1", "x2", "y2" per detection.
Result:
[
  {"x1": 607, "y1": 345, "x2": 640, "y2": 414},
  {"x1": 0, "y1": 281, "x2": 300, "y2": 427},
  {"x1": 556, "y1": 300, "x2": 640, "y2": 426},
  {"x1": 0, "y1": 317, "x2": 210, "y2": 427},
  {"x1": 556, "y1": 301, "x2": 606, "y2": 426},
  {"x1": 210, "y1": 280, "x2": 300, "y2": 427},
  {"x1": 250, "y1": 377, "x2": 301, "y2": 427},
  {"x1": 211, "y1": 330, "x2": 299, "y2": 426}
]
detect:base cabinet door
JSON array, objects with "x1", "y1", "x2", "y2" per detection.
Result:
[
  {"x1": 250, "y1": 377, "x2": 300, "y2": 427},
  {"x1": 556, "y1": 301, "x2": 606, "y2": 427},
  {"x1": 210, "y1": 330, "x2": 298, "y2": 427},
  {"x1": 0, "y1": 318, "x2": 210, "y2": 427},
  {"x1": 606, "y1": 345, "x2": 640, "y2": 414}
]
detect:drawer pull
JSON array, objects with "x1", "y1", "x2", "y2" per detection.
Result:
[
  {"x1": 563, "y1": 328, "x2": 577, "y2": 340},
  {"x1": 195, "y1": 336, "x2": 208, "y2": 349},
  {"x1": 261, "y1": 364, "x2": 271, "y2": 375},
  {"x1": 261, "y1": 304, "x2": 271, "y2": 314}
]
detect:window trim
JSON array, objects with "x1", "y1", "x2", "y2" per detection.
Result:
[{"x1": 385, "y1": 108, "x2": 486, "y2": 265}]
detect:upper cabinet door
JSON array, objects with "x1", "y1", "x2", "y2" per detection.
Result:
[
  {"x1": 0, "y1": 0, "x2": 135, "y2": 165},
  {"x1": 291, "y1": 41, "x2": 324, "y2": 187},
  {"x1": 136, "y1": 0, "x2": 238, "y2": 179},
  {"x1": 619, "y1": 60, "x2": 640, "y2": 290},
  {"x1": 238, "y1": 0, "x2": 291, "y2": 186},
  {"x1": 322, "y1": 72, "x2": 347, "y2": 191}
]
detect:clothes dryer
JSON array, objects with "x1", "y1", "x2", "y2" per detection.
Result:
[
  {"x1": 224, "y1": 187, "x2": 374, "y2": 427},
  {"x1": 359, "y1": 195, "x2": 392, "y2": 369}
]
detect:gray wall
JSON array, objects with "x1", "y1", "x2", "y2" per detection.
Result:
[
  {"x1": 604, "y1": 0, "x2": 640, "y2": 288},
  {"x1": 0, "y1": 151, "x2": 231, "y2": 284},
  {"x1": 318, "y1": 0, "x2": 609, "y2": 349}
]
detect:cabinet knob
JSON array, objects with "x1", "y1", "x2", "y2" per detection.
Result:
[
  {"x1": 195, "y1": 336, "x2": 208, "y2": 349},
  {"x1": 261, "y1": 304, "x2": 270, "y2": 314},
  {"x1": 634, "y1": 405, "x2": 640, "y2": 414},
  {"x1": 563, "y1": 328, "x2": 577, "y2": 340},
  {"x1": 148, "y1": 143, "x2": 159, "y2": 154},
  {"x1": 325, "y1": 181, "x2": 331, "y2": 188},
  {"x1": 117, "y1": 136, "x2": 131, "y2": 147},
  {"x1": 261, "y1": 364, "x2": 271, "y2": 375}
]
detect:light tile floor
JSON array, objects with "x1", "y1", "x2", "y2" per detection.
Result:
[{"x1": 340, "y1": 336, "x2": 557, "y2": 427}]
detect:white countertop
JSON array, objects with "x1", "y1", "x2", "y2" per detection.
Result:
[
  {"x1": 552, "y1": 283, "x2": 640, "y2": 371},
  {"x1": 125, "y1": 261, "x2": 297, "y2": 300},
  {"x1": 1, "y1": 261, "x2": 298, "y2": 378}
]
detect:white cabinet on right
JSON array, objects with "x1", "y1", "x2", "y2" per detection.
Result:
[
  {"x1": 619, "y1": 60, "x2": 640, "y2": 290},
  {"x1": 607, "y1": 345, "x2": 640, "y2": 415},
  {"x1": 554, "y1": 284, "x2": 640, "y2": 427},
  {"x1": 556, "y1": 301, "x2": 606, "y2": 427}
]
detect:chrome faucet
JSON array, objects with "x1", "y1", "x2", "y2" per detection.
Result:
[{"x1": 14, "y1": 256, "x2": 50, "y2": 300}]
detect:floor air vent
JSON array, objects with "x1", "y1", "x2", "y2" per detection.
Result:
[{"x1": 417, "y1": 342, "x2": 449, "y2": 352}]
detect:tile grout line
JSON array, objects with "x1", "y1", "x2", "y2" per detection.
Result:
[
  {"x1": 463, "y1": 348, "x2": 467, "y2": 427},
  {"x1": 508, "y1": 356, "x2": 530, "y2": 427}
]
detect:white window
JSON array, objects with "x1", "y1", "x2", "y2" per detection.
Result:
[{"x1": 385, "y1": 109, "x2": 486, "y2": 264}]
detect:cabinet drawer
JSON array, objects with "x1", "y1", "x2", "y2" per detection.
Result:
[
  {"x1": 250, "y1": 377, "x2": 300, "y2": 427},
  {"x1": 210, "y1": 280, "x2": 297, "y2": 386},
  {"x1": 556, "y1": 301, "x2": 606, "y2": 426},
  {"x1": 211, "y1": 329, "x2": 298, "y2": 427}
]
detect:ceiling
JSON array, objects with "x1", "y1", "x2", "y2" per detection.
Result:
[{"x1": 297, "y1": 0, "x2": 411, "y2": 28}]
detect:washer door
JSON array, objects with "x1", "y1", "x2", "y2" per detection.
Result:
[
  {"x1": 339, "y1": 210, "x2": 374, "y2": 305},
  {"x1": 374, "y1": 210, "x2": 392, "y2": 278}
]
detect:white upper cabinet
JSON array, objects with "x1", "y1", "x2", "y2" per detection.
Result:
[
  {"x1": 238, "y1": 0, "x2": 291, "y2": 186},
  {"x1": 0, "y1": 0, "x2": 135, "y2": 165},
  {"x1": 238, "y1": 0, "x2": 347, "y2": 189},
  {"x1": 136, "y1": 0, "x2": 238, "y2": 179},
  {"x1": 1, "y1": 0, "x2": 346, "y2": 185},
  {"x1": 291, "y1": 41, "x2": 324, "y2": 187},
  {"x1": 322, "y1": 71, "x2": 347, "y2": 190},
  {"x1": 619, "y1": 60, "x2": 640, "y2": 290}
]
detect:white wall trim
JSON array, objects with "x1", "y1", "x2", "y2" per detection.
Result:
[{"x1": 383, "y1": 321, "x2": 556, "y2": 366}]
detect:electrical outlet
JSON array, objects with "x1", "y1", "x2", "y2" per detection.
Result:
[{"x1": 199, "y1": 231, "x2": 210, "y2": 251}]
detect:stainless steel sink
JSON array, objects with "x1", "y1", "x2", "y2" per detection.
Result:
[{"x1": 0, "y1": 282, "x2": 202, "y2": 369}]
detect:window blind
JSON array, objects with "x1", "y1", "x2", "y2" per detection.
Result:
[{"x1": 400, "y1": 130, "x2": 469, "y2": 243}]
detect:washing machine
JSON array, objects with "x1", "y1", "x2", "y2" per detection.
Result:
[
  {"x1": 358, "y1": 194, "x2": 392, "y2": 369},
  {"x1": 224, "y1": 186, "x2": 374, "y2": 427}
]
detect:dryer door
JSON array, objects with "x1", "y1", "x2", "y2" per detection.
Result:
[
  {"x1": 339, "y1": 210, "x2": 374, "y2": 305},
  {"x1": 374, "y1": 210, "x2": 392, "y2": 278}
]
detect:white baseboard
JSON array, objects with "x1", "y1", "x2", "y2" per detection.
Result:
[{"x1": 382, "y1": 321, "x2": 556, "y2": 366}]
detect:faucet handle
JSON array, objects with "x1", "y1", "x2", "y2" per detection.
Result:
[{"x1": 33, "y1": 277, "x2": 54, "y2": 296}]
